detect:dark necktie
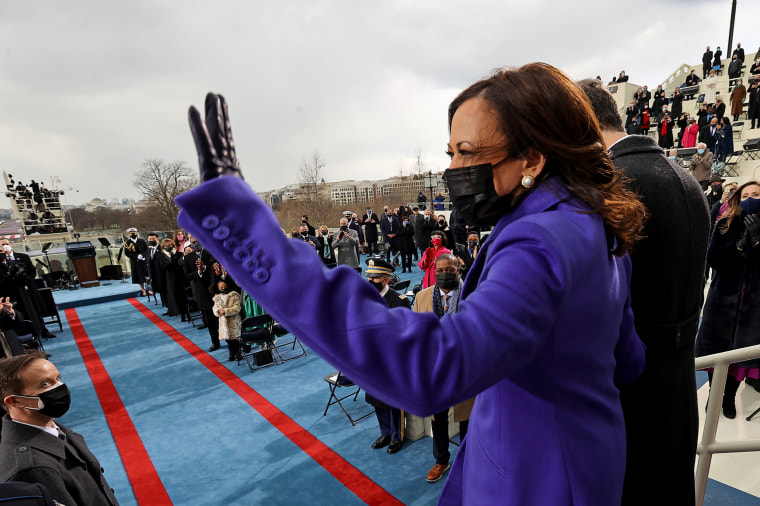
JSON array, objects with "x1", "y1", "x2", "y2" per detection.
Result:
[{"x1": 443, "y1": 294, "x2": 450, "y2": 313}]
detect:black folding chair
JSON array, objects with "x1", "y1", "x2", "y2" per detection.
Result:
[
  {"x1": 37, "y1": 287, "x2": 63, "y2": 332},
  {"x1": 323, "y1": 372, "x2": 374, "y2": 426},
  {"x1": 15, "y1": 320, "x2": 44, "y2": 352},
  {"x1": 239, "y1": 315, "x2": 280, "y2": 372}
]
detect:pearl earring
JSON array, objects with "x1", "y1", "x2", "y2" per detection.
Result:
[{"x1": 521, "y1": 175, "x2": 535, "y2": 189}]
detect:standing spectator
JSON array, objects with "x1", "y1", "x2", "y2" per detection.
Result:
[
  {"x1": 433, "y1": 192, "x2": 445, "y2": 211},
  {"x1": 715, "y1": 98, "x2": 726, "y2": 120},
  {"x1": 689, "y1": 143, "x2": 713, "y2": 190},
  {"x1": 316, "y1": 225, "x2": 336, "y2": 268},
  {"x1": 363, "y1": 258, "x2": 410, "y2": 455},
  {"x1": 696, "y1": 181, "x2": 760, "y2": 419},
  {"x1": 657, "y1": 108, "x2": 674, "y2": 149},
  {"x1": 416, "y1": 191, "x2": 427, "y2": 210},
  {"x1": 671, "y1": 87, "x2": 683, "y2": 118},
  {"x1": 183, "y1": 243, "x2": 219, "y2": 351},
  {"x1": 123, "y1": 227, "x2": 151, "y2": 297},
  {"x1": 298, "y1": 223, "x2": 319, "y2": 250},
  {"x1": 617, "y1": 70, "x2": 628, "y2": 82},
  {"x1": 380, "y1": 208, "x2": 401, "y2": 265},
  {"x1": 713, "y1": 46, "x2": 723, "y2": 68},
  {"x1": 414, "y1": 209, "x2": 435, "y2": 259},
  {"x1": 449, "y1": 208, "x2": 467, "y2": 245},
  {"x1": 466, "y1": 232, "x2": 481, "y2": 261},
  {"x1": 749, "y1": 79, "x2": 760, "y2": 128},
  {"x1": 418, "y1": 230, "x2": 451, "y2": 289},
  {"x1": 146, "y1": 233, "x2": 162, "y2": 302},
  {"x1": 301, "y1": 215, "x2": 316, "y2": 237},
  {"x1": 728, "y1": 54, "x2": 742, "y2": 79},
  {"x1": 624, "y1": 100, "x2": 639, "y2": 130},
  {"x1": 730, "y1": 80, "x2": 747, "y2": 121},
  {"x1": 362, "y1": 206, "x2": 380, "y2": 255},
  {"x1": 703, "y1": 46, "x2": 714, "y2": 78},
  {"x1": 697, "y1": 103, "x2": 709, "y2": 128},
  {"x1": 652, "y1": 85, "x2": 666, "y2": 112},
  {"x1": 733, "y1": 42, "x2": 745, "y2": 64},
  {"x1": 699, "y1": 117, "x2": 721, "y2": 151},
  {"x1": 707, "y1": 175, "x2": 725, "y2": 209},
  {"x1": 703, "y1": 69, "x2": 718, "y2": 105},
  {"x1": 676, "y1": 113, "x2": 690, "y2": 147},
  {"x1": 349, "y1": 214, "x2": 364, "y2": 256},
  {"x1": 332, "y1": 217, "x2": 360, "y2": 272},
  {"x1": 435, "y1": 215, "x2": 455, "y2": 249},
  {"x1": 640, "y1": 108, "x2": 651, "y2": 135},
  {"x1": 637, "y1": 86, "x2": 651, "y2": 111},
  {"x1": 413, "y1": 254, "x2": 473, "y2": 484},
  {"x1": 212, "y1": 278, "x2": 242, "y2": 362},
  {"x1": 751, "y1": 57, "x2": 760, "y2": 76},
  {"x1": 157, "y1": 238, "x2": 183, "y2": 317},
  {"x1": 716, "y1": 117, "x2": 734, "y2": 161},
  {"x1": 397, "y1": 215, "x2": 415, "y2": 273}
]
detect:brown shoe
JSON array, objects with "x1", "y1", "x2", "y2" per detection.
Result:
[{"x1": 426, "y1": 463, "x2": 450, "y2": 483}]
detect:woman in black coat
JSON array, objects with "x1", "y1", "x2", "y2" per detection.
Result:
[
  {"x1": 695, "y1": 181, "x2": 760, "y2": 418},
  {"x1": 316, "y1": 225, "x2": 337, "y2": 268},
  {"x1": 670, "y1": 88, "x2": 683, "y2": 118},
  {"x1": 157, "y1": 238, "x2": 185, "y2": 317}
]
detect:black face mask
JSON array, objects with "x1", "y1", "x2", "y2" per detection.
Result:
[
  {"x1": 468, "y1": 240, "x2": 478, "y2": 249},
  {"x1": 148, "y1": 240, "x2": 157, "y2": 247},
  {"x1": 16, "y1": 382, "x2": 71, "y2": 418},
  {"x1": 443, "y1": 156, "x2": 519, "y2": 226},
  {"x1": 193, "y1": 243, "x2": 203, "y2": 253},
  {"x1": 340, "y1": 225, "x2": 348, "y2": 231},
  {"x1": 370, "y1": 279, "x2": 384, "y2": 292},
  {"x1": 130, "y1": 234, "x2": 137, "y2": 239},
  {"x1": 436, "y1": 272, "x2": 459, "y2": 290},
  {"x1": 301, "y1": 231, "x2": 309, "y2": 237}
]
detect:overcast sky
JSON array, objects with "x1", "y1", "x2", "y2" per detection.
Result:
[{"x1": 2, "y1": 0, "x2": 758, "y2": 206}]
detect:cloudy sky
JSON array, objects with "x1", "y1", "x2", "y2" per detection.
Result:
[{"x1": 2, "y1": 0, "x2": 758, "y2": 205}]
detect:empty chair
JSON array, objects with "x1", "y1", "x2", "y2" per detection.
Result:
[
  {"x1": 239, "y1": 314, "x2": 279, "y2": 372},
  {"x1": 323, "y1": 372, "x2": 374, "y2": 426},
  {"x1": 37, "y1": 287, "x2": 63, "y2": 332}
]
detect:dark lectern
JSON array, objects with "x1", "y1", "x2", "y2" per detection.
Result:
[{"x1": 66, "y1": 241, "x2": 100, "y2": 288}]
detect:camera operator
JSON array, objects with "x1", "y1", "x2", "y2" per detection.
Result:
[
  {"x1": 332, "y1": 217, "x2": 360, "y2": 272},
  {"x1": 298, "y1": 223, "x2": 319, "y2": 250},
  {"x1": 0, "y1": 239, "x2": 55, "y2": 340}
]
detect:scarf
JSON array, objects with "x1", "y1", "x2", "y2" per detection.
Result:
[
  {"x1": 432, "y1": 281, "x2": 462, "y2": 318},
  {"x1": 661, "y1": 119, "x2": 668, "y2": 136}
]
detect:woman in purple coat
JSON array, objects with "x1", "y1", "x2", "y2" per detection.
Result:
[{"x1": 177, "y1": 63, "x2": 646, "y2": 505}]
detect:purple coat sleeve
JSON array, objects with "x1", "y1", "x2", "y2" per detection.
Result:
[{"x1": 176, "y1": 177, "x2": 644, "y2": 416}]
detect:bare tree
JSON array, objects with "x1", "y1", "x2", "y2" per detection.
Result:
[
  {"x1": 134, "y1": 159, "x2": 197, "y2": 227},
  {"x1": 297, "y1": 151, "x2": 330, "y2": 224},
  {"x1": 412, "y1": 147, "x2": 427, "y2": 176}
]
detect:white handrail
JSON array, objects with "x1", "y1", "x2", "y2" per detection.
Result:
[{"x1": 694, "y1": 343, "x2": 760, "y2": 506}]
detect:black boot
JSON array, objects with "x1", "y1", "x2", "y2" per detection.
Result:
[{"x1": 722, "y1": 374, "x2": 741, "y2": 419}]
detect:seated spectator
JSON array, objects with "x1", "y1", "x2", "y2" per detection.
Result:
[
  {"x1": 418, "y1": 230, "x2": 451, "y2": 289},
  {"x1": 685, "y1": 70, "x2": 700, "y2": 87},
  {"x1": 316, "y1": 225, "x2": 336, "y2": 268},
  {"x1": 0, "y1": 352, "x2": 119, "y2": 505},
  {"x1": 689, "y1": 143, "x2": 713, "y2": 190},
  {"x1": 433, "y1": 193, "x2": 445, "y2": 211},
  {"x1": 667, "y1": 149, "x2": 679, "y2": 163},
  {"x1": 751, "y1": 57, "x2": 760, "y2": 76},
  {"x1": 0, "y1": 298, "x2": 23, "y2": 358}
]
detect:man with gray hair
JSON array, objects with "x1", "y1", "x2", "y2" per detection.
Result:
[
  {"x1": 578, "y1": 78, "x2": 710, "y2": 506},
  {"x1": 689, "y1": 142, "x2": 713, "y2": 190}
]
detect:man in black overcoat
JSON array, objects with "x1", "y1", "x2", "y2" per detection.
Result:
[
  {"x1": 580, "y1": 79, "x2": 711, "y2": 506},
  {"x1": 362, "y1": 207, "x2": 380, "y2": 255},
  {"x1": 703, "y1": 46, "x2": 714, "y2": 78},
  {"x1": 182, "y1": 243, "x2": 219, "y2": 351},
  {"x1": 123, "y1": 227, "x2": 150, "y2": 295}
]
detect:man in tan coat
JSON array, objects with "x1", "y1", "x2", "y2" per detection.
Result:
[
  {"x1": 412, "y1": 253, "x2": 474, "y2": 484},
  {"x1": 730, "y1": 81, "x2": 747, "y2": 121},
  {"x1": 689, "y1": 143, "x2": 714, "y2": 190}
]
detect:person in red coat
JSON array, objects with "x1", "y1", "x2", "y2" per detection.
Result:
[{"x1": 417, "y1": 230, "x2": 451, "y2": 288}]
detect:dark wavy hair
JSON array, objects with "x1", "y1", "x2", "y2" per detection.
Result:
[{"x1": 448, "y1": 63, "x2": 646, "y2": 255}]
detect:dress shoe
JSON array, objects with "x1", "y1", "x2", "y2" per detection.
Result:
[
  {"x1": 43, "y1": 333, "x2": 56, "y2": 339},
  {"x1": 197, "y1": 324, "x2": 207, "y2": 330},
  {"x1": 371, "y1": 436, "x2": 390, "y2": 450},
  {"x1": 227, "y1": 355, "x2": 236, "y2": 362},
  {"x1": 723, "y1": 402, "x2": 737, "y2": 419},
  {"x1": 387, "y1": 440, "x2": 403, "y2": 454},
  {"x1": 162, "y1": 311, "x2": 170, "y2": 316},
  {"x1": 426, "y1": 463, "x2": 450, "y2": 483},
  {"x1": 208, "y1": 344, "x2": 220, "y2": 352}
]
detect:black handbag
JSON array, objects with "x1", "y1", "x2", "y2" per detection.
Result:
[{"x1": 253, "y1": 349, "x2": 274, "y2": 366}]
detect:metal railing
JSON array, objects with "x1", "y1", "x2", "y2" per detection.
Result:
[{"x1": 694, "y1": 343, "x2": 760, "y2": 506}]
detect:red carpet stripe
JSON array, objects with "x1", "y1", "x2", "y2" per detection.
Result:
[
  {"x1": 65, "y1": 308, "x2": 173, "y2": 506},
  {"x1": 128, "y1": 298, "x2": 403, "y2": 506}
]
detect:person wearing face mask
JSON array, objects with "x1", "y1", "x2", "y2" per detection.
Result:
[
  {"x1": 418, "y1": 231, "x2": 451, "y2": 289},
  {"x1": 412, "y1": 254, "x2": 474, "y2": 484},
  {"x1": 178, "y1": 67, "x2": 648, "y2": 504},
  {"x1": 362, "y1": 258, "x2": 410, "y2": 455},
  {"x1": 657, "y1": 107, "x2": 674, "y2": 149},
  {"x1": 435, "y1": 215, "x2": 455, "y2": 249},
  {"x1": 0, "y1": 239, "x2": 54, "y2": 341},
  {"x1": 332, "y1": 218, "x2": 360, "y2": 273},
  {"x1": 652, "y1": 85, "x2": 666, "y2": 113},
  {"x1": 696, "y1": 181, "x2": 760, "y2": 419},
  {"x1": 157, "y1": 238, "x2": 184, "y2": 318},
  {"x1": 750, "y1": 57, "x2": 760, "y2": 76},
  {"x1": 671, "y1": 87, "x2": 683, "y2": 119},
  {"x1": 145, "y1": 233, "x2": 162, "y2": 302},
  {"x1": 730, "y1": 80, "x2": 747, "y2": 122},
  {"x1": 0, "y1": 352, "x2": 119, "y2": 505},
  {"x1": 380, "y1": 208, "x2": 401, "y2": 266},
  {"x1": 683, "y1": 117, "x2": 700, "y2": 149},
  {"x1": 316, "y1": 225, "x2": 336, "y2": 268},
  {"x1": 123, "y1": 227, "x2": 150, "y2": 297},
  {"x1": 174, "y1": 230, "x2": 190, "y2": 251},
  {"x1": 348, "y1": 214, "x2": 365, "y2": 257},
  {"x1": 362, "y1": 207, "x2": 380, "y2": 255},
  {"x1": 689, "y1": 143, "x2": 714, "y2": 190},
  {"x1": 182, "y1": 241, "x2": 219, "y2": 350},
  {"x1": 706, "y1": 174, "x2": 726, "y2": 208},
  {"x1": 397, "y1": 214, "x2": 416, "y2": 273},
  {"x1": 749, "y1": 79, "x2": 760, "y2": 129},
  {"x1": 414, "y1": 210, "x2": 436, "y2": 260},
  {"x1": 212, "y1": 279, "x2": 242, "y2": 362}
]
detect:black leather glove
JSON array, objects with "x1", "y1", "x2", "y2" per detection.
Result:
[
  {"x1": 188, "y1": 93, "x2": 243, "y2": 182},
  {"x1": 744, "y1": 213, "x2": 760, "y2": 246}
]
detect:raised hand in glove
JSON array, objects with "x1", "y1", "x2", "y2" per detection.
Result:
[
  {"x1": 188, "y1": 93, "x2": 243, "y2": 182},
  {"x1": 744, "y1": 213, "x2": 760, "y2": 246}
]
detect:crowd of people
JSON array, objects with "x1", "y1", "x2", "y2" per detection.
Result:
[
  {"x1": 5, "y1": 55, "x2": 760, "y2": 505},
  {"x1": 5, "y1": 177, "x2": 66, "y2": 236}
]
